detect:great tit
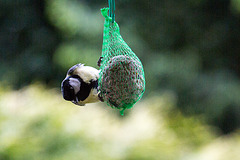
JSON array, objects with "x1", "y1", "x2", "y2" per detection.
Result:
[{"x1": 61, "y1": 64, "x2": 103, "y2": 106}]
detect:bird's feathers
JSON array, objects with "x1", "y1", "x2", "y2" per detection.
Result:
[
  {"x1": 62, "y1": 64, "x2": 100, "y2": 106},
  {"x1": 67, "y1": 64, "x2": 99, "y2": 83}
]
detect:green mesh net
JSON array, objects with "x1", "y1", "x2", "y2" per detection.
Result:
[{"x1": 98, "y1": 8, "x2": 145, "y2": 115}]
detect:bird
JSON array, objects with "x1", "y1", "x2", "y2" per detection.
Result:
[{"x1": 61, "y1": 63, "x2": 103, "y2": 106}]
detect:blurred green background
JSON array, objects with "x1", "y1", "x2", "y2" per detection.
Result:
[{"x1": 0, "y1": 0, "x2": 240, "y2": 159}]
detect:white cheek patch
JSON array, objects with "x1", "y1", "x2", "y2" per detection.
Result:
[{"x1": 69, "y1": 78, "x2": 81, "y2": 94}]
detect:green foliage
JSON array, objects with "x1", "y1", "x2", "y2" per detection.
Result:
[
  {"x1": 45, "y1": 0, "x2": 103, "y2": 39},
  {"x1": 0, "y1": 85, "x2": 239, "y2": 159},
  {"x1": 1, "y1": 0, "x2": 240, "y2": 133},
  {"x1": 231, "y1": 0, "x2": 240, "y2": 13},
  {"x1": 53, "y1": 43, "x2": 100, "y2": 69}
]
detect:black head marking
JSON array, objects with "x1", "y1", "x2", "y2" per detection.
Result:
[
  {"x1": 75, "y1": 79, "x2": 98, "y2": 102},
  {"x1": 61, "y1": 75, "x2": 82, "y2": 102},
  {"x1": 61, "y1": 78, "x2": 75, "y2": 101},
  {"x1": 61, "y1": 74, "x2": 98, "y2": 104}
]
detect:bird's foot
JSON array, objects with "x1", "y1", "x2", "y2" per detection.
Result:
[
  {"x1": 97, "y1": 57, "x2": 103, "y2": 67},
  {"x1": 98, "y1": 94, "x2": 104, "y2": 102}
]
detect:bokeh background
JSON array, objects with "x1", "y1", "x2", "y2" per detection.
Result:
[{"x1": 1, "y1": 0, "x2": 240, "y2": 159}]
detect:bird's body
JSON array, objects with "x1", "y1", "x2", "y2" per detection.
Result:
[{"x1": 61, "y1": 64, "x2": 101, "y2": 106}]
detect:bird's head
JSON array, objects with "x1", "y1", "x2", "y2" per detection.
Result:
[{"x1": 61, "y1": 75, "x2": 81, "y2": 103}]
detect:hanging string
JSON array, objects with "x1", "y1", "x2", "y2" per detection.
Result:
[{"x1": 108, "y1": 0, "x2": 115, "y2": 23}]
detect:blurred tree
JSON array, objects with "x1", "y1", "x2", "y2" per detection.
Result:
[
  {"x1": 0, "y1": 0, "x2": 240, "y2": 134},
  {"x1": 0, "y1": 0, "x2": 61, "y2": 88}
]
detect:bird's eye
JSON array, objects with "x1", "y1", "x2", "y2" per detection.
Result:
[{"x1": 70, "y1": 86, "x2": 73, "y2": 90}]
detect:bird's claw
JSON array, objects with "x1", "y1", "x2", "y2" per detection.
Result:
[
  {"x1": 98, "y1": 93, "x2": 104, "y2": 102},
  {"x1": 97, "y1": 57, "x2": 103, "y2": 67}
]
